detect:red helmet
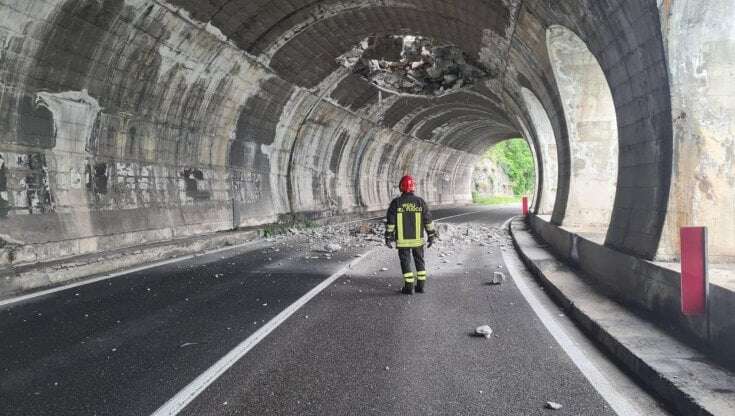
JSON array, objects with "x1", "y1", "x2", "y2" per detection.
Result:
[{"x1": 399, "y1": 175, "x2": 415, "y2": 193}]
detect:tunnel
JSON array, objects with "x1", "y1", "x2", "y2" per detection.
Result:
[
  {"x1": 0, "y1": 1, "x2": 734, "y2": 415},
  {"x1": 0, "y1": 0, "x2": 677, "y2": 262}
]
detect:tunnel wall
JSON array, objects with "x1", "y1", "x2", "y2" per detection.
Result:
[
  {"x1": 547, "y1": 25, "x2": 618, "y2": 235},
  {"x1": 520, "y1": 89, "x2": 557, "y2": 216},
  {"x1": 656, "y1": 0, "x2": 735, "y2": 263},
  {"x1": 504, "y1": 0, "x2": 672, "y2": 259},
  {"x1": 0, "y1": 0, "x2": 679, "y2": 277},
  {"x1": 0, "y1": 1, "x2": 474, "y2": 268}
]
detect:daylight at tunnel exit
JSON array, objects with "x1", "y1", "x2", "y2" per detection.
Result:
[{"x1": 0, "y1": 1, "x2": 734, "y2": 415}]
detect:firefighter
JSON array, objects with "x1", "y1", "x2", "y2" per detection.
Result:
[{"x1": 384, "y1": 175, "x2": 437, "y2": 294}]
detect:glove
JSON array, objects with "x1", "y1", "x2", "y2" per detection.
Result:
[
  {"x1": 385, "y1": 239, "x2": 393, "y2": 249},
  {"x1": 427, "y1": 236, "x2": 436, "y2": 248}
]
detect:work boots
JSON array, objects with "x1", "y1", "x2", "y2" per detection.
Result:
[
  {"x1": 401, "y1": 281, "x2": 414, "y2": 295},
  {"x1": 415, "y1": 280, "x2": 425, "y2": 293}
]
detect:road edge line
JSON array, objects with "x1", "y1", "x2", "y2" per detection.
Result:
[{"x1": 501, "y1": 217, "x2": 642, "y2": 416}]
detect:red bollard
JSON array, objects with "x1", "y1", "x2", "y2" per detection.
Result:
[
  {"x1": 680, "y1": 227, "x2": 707, "y2": 315},
  {"x1": 522, "y1": 196, "x2": 529, "y2": 216}
]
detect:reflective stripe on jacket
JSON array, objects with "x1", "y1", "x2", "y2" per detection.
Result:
[{"x1": 385, "y1": 192, "x2": 436, "y2": 248}]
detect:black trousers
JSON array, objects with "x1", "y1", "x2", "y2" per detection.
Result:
[{"x1": 398, "y1": 247, "x2": 426, "y2": 282}]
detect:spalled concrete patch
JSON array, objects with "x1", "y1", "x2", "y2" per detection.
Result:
[{"x1": 336, "y1": 35, "x2": 492, "y2": 97}]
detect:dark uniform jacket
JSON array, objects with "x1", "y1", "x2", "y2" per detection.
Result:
[{"x1": 385, "y1": 192, "x2": 436, "y2": 248}]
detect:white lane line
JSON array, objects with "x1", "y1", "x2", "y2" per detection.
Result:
[
  {"x1": 0, "y1": 240, "x2": 266, "y2": 309},
  {"x1": 501, "y1": 219, "x2": 642, "y2": 416},
  {"x1": 150, "y1": 249, "x2": 375, "y2": 416},
  {"x1": 150, "y1": 209, "x2": 481, "y2": 415},
  {"x1": 435, "y1": 209, "x2": 491, "y2": 223}
]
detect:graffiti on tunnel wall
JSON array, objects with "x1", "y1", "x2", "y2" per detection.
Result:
[
  {"x1": 19, "y1": 153, "x2": 55, "y2": 215},
  {"x1": 0, "y1": 152, "x2": 57, "y2": 218}
]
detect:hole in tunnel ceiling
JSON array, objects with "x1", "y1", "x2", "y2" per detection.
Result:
[{"x1": 336, "y1": 35, "x2": 492, "y2": 98}]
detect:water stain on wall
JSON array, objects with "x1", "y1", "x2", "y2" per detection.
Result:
[
  {"x1": 0, "y1": 154, "x2": 8, "y2": 217},
  {"x1": 181, "y1": 168, "x2": 210, "y2": 200},
  {"x1": 86, "y1": 162, "x2": 109, "y2": 196},
  {"x1": 330, "y1": 130, "x2": 350, "y2": 173},
  {"x1": 17, "y1": 96, "x2": 55, "y2": 148},
  {"x1": 31, "y1": 0, "x2": 125, "y2": 93}
]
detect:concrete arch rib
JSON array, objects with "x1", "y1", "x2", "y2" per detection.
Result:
[
  {"x1": 521, "y1": 88, "x2": 557, "y2": 216},
  {"x1": 656, "y1": 1, "x2": 735, "y2": 263},
  {"x1": 547, "y1": 25, "x2": 618, "y2": 241}
]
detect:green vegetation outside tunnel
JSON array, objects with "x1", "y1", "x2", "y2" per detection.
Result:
[{"x1": 472, "y1": 138, "x2": 535, "y2": 206}]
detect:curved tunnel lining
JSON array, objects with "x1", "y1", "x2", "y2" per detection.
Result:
[
  {"x1": 547, "y1": 25, "x2": 618, "y2": 239},
  {"x1": 520, "y1": 88, "x2": 558, "y2": 217}
]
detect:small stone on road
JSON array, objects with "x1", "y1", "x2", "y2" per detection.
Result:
[
  {"x1": 475, "y1": 325, "x2": 493, "y2": 338},
  {"x1": 545, "y1": 401, "x2": 563, "y2": 410}
]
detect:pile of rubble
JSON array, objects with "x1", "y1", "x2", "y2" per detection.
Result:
[
  {"x1": 431, "y1": 222, "x2": 512, "y2": 255},
  {"x1": 267, "y1": 219, "x2": 512, "y2": 262},
  {"x1": 270, "y1": 221, "x2": 388, "y2": 260}
]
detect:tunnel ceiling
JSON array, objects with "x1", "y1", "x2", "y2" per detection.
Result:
[{"x1": 170, "y1": 0, "x2": 523, "y2": 153}]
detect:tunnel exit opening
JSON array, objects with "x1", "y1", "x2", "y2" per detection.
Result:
[{"x1": 471, "y1": 138, "x2": 535, "y2": 206}]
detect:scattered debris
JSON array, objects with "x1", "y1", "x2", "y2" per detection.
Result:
[
  {"x1": 545, "y1": 401, "x2": 563, "y2": 410},
  {"x1": 475, "y1": 325, "x2": 493, "y2": 338},
  {"x1": 353, "y1": 223, "x2": 372, "y2": 235},
  {"x1": 490, "y1": 271, "x2": 504, "y2": 285},
  {"x1": 380, "y1": 267, "x2": 388, "y2": 272},
  {"x1": 324, "y1": 243, "x2": 342, "y2": 253},
  {"x1": 180, "y1": 342, "x2": 198, "y2": 348}
]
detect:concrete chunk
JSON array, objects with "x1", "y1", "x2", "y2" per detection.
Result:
[
  {"x1": 545, "y1": 401, "x2": 562, "y2": 410},
  {"x1": 490, "y1": 271, "x2": 504, "y2": 285},
  {"x1": 474, "y1": 325, "x2": 493, "y2": 338}
]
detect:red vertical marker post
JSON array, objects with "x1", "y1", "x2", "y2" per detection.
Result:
[
  {"x1": 522, "y1": 196, "x2": 529, "y2": 216},
  {"x1": 680, "y1": 227, "x2": 708, "y2": 315}
]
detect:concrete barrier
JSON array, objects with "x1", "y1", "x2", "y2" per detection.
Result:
[{"x1": 527, "y1": 214, "x2": 735, "y2": 369}]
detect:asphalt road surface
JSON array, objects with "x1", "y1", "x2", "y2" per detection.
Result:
[{"x1": 0, "y1": 206, "x2": 669, "y2": 415}]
